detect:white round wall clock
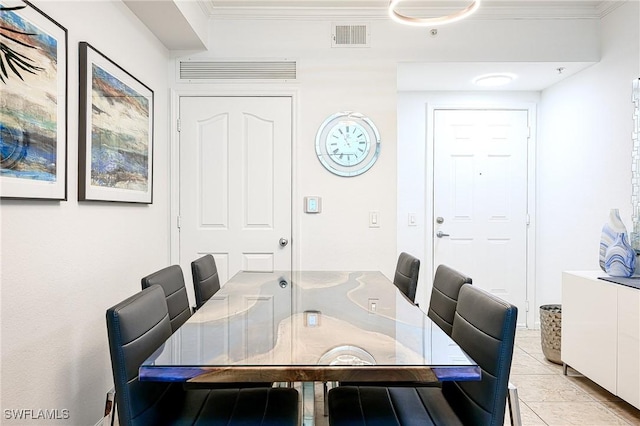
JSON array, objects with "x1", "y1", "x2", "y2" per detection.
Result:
[{"x1": 315, "y1": 111, "x2": 381, "y2": 177}]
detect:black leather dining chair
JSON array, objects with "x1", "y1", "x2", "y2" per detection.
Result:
[
  {"x1": 394, "y1": 252, "x2": 420, "y2": 304},
  {"x1": 328, "y1": 284, "x2": 518, "y2": 426},
  {"x1": 142, "y1": 263, "x2": 273, "y2": 391},
  {"x1": 106, "y1": 285, "x2": 299, "y2": 426},
  {"x1": 427, "y1": 264, "x2": 472, "y2": 336},
  {"x1": 141, "y1": 265, "x2": 191, "y2": 333},
  {"x1": 191, "y1": 254, "x2": 221, "y2": 311},
  {"x1": 426, "y1": 265, "x2": 522, "y2": 426}
]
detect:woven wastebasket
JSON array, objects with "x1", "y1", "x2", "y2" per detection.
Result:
[{"x1": 540, "y1": 304, "x2": 562, "y2": 364}]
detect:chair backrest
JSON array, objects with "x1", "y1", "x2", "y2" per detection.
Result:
[
  {"x1": 141, "y1": 265, "x2": 191, "y2": 333},
  {"x1": 427, "y1": 264, "x2": 472, "y2": 336},
  {"x1": 106, "y1": 285, "x2": 175, "y2": 426},
  {"x1": 393, "y1": 252, "x2": 420, "y2": 303},
  {"x1": 443, "y1": 284, "x2": 518, "y2": 426},
  {"x1": 191, "y1": 254, "x2": 221, "y2": 310}
]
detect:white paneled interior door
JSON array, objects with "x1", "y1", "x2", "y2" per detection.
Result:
[
  {"x1": 179, "y1": 96, "x2": 292, "y2": 284},
  {"x1": 433, "y1": 109, "x2": 529, "y2": 326}
]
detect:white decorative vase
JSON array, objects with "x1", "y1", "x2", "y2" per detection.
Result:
[
  {"x1": 599, "y1": 209, "x2": 628, "y2": 272},
  {"x1": 604, "y1": 232, "x2": 636, "y2": 277}
]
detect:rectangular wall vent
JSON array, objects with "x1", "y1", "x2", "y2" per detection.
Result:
[
  {"x1": 179, "y1": 60, "x2": 296, "y2": 82},
  {"x1": 332, "y1": 23, "x2": 370, "y2": 48}
]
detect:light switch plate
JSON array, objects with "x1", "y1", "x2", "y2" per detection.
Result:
[
  {"x1": 368, "y1": 298, "x2": 379, "y2": 313},
  {"x1": 369, "y1": 211, "x2": 380, "y2": 228}
]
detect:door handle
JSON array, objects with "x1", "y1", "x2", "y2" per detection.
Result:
[
  {"x1": 436, "y1": 231, "x2": 450, "y2": 238},
  {"x1": 279, "y1": 237, "x2": 289, "y2": 247}
]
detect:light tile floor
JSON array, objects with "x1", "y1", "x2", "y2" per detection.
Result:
[{"x1": 314, "y1": 329, "x2": 640, "y2": 426}]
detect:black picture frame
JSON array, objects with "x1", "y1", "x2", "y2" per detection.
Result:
[
  {"x1": 78, "y1": 42, "x2": 154, "y2": 203},
  {"x1": 0, "y1": 0, "x2": 67, "y2": 200}
]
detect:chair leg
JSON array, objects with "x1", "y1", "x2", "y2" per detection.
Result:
[
  {"x1": 323, "y1": 381, "x2": 339, "y2": 416},
  {"x1": 323, "y1": 382, "x2": 329, "y2": 416},
  {"x1": 507, "y1": 382, "x2": 522, "y2": 426}
]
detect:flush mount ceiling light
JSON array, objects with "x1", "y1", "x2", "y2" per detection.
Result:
[
  {"x1": 388, "y1": 0, "x2": 481, "y2": 26},
  {"x1": 473, "y1": 73, "x2": 516, "y2": 87}
]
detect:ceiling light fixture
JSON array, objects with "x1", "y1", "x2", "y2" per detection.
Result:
[
  {"x1": 473, "y1": 73, "x2": 516, "y2": 87},
  {"x1": 388, "y1": 0, "x2": 481, "y2": 27}
]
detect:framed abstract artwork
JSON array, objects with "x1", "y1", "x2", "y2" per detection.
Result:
[
  {"x1": 79, "y1": 42, "x2": 153, "y2": 203},
  {"x1": 0, "y1": 0, "x2": 67, "y2": 200}
]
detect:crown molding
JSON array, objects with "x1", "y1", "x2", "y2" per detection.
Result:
[
  {"x1": 597, "y1": 0, "x2": 627, "y2": 17},
  {"x1": 199, "y1": 0, "x2": 619, "y2": 21}
]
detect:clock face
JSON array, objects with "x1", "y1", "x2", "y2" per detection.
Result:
[
  {"x1": 325, "y1": 121, "x2": 370, "y2": 167},
  {"x1": 315, "y1": 112, "x2": 380, "y2": 177}
]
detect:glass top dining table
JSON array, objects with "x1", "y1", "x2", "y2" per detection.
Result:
[
  {"x1": 140, "y1": 270, "x2": 479, "y2": 381},
  {"x1": 139, "y1": 270, "x2": 479, "y2": 424}
]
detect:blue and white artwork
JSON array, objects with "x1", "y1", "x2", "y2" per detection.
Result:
[
  {"x1": 0, "y1": 1, "x2": 67, "y2": 199},
  {"x1": 90, "y1": 64, "x2": 149, "y2": 191},
  {"x1": 0, "y1": 5, "x2": 58, "y2": 181}
]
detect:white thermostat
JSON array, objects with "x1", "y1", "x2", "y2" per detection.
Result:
[
  {"x1": 304, "y1": 196, "x2": 322, "y2": 213},
  {"x1": 304, "y1": 310, "x2": 321, "y2": 327}
]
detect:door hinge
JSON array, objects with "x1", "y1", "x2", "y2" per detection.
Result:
[
  {"x1": 177, "y1": 119, "x2": 181, "y2": 132},
  {"x1": 526, "y1": 214, "x2": 531, "y2": 226},
  {"x1": 525, "y1": 300, "x2": 530, "y2": 312},
  {"x1": 177, "y1": 216, "x2": 182, "y2": 229}
]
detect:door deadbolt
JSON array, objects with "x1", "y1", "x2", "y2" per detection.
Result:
[
  {"x1": 279, "y1": 238, "x2": 289, "y2": 247},
  {"x1": 436, "y1": 216, "x2": 444, "y2": 224}
]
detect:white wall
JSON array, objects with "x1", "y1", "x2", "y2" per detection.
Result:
[
  {"x1": 397, "y1": 1, "x2": 639, "y2": 318},
  {"x1": 0, "y1": 2, "x2": 169, "y2": 425},
  {"x1": 537, "y1": 0, "x2": 640, "y2": 307},
  {"x1": 172, "y1": 15, "x2": 600, "y2": 281},
  {"x1": 174, "y1": 20, "x2": 403, "y2": 278},
  {"x1": 0, "y1": 3, "x2": 633, "y2": 424},
  {"x1": 397, "y1": 91, "x2": 541, "y2": 309}
]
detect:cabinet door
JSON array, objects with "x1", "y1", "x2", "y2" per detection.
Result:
[
  {"x1": 562, "y1": 272, "x2": 617, "y2": 394},
  {"x1": 617, "y1": 286, "x2": 640, "y2": 409}
]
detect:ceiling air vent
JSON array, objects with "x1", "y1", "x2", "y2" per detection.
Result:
[
  {"x1": 178, "y1": 60, "x2": 296, "y2": 82},
  {"x1": 332, "y1": 23, "x2": 370, "y2": 48}
]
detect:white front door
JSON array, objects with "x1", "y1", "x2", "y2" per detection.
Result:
[
  {"x1": 179, "y1": 96, "x2": 292, "y2": 285},
  {"x1": 433, "y1": 109, "x2": 529, "y2": 326}
]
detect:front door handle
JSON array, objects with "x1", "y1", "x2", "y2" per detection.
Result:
[
  {"x1": 279, "y1": 237, "x2": 289, "y2": 247},
  {"x1": 436, "y1": 231, "x2": 450, "y2": 238}
]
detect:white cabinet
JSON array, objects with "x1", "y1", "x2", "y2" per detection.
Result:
[
  {"x1": 562, "y1": 271, "x2": 640, "y2": 409},
  {"x1": 617, "y1": 285, "x2": 640, "y2": 407}
]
